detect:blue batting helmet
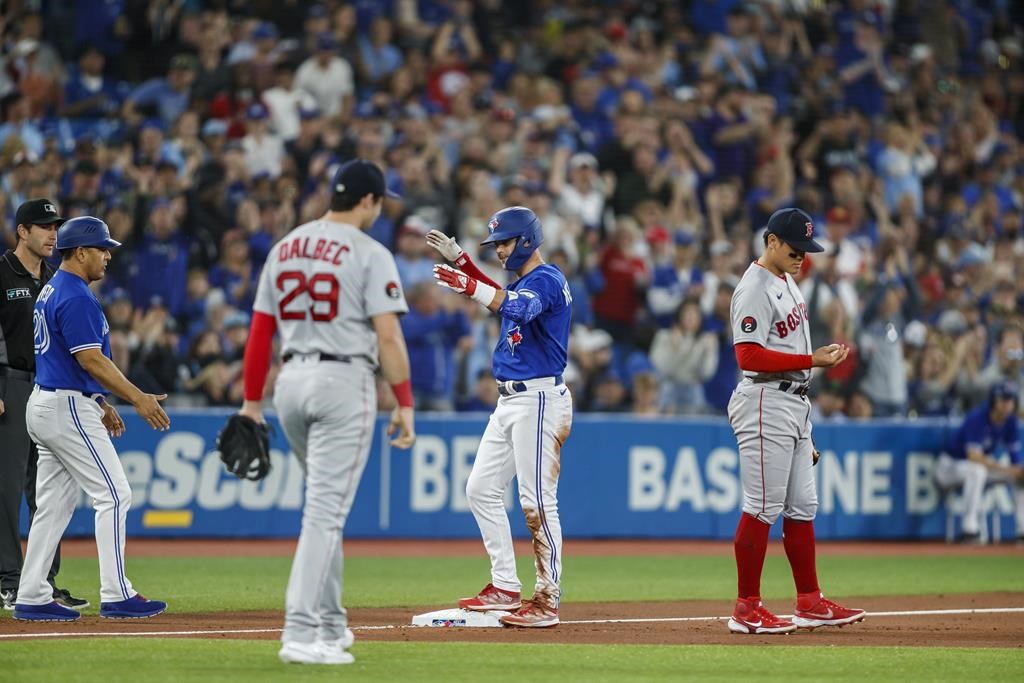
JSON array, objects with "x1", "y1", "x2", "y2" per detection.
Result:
[
  {"x1": 56, "y1": 216, "x2": 122, "y2": 251},
  {"x1": 480, "y1": 206, "x2": 543, "y2": 271}
]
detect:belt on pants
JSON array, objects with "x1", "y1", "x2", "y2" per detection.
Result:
[
  {"x1": 36, "y1": 385, "x2": 106, "y2": 404},
  {"x1": 282, "y1": 352, "x2": 351, "y2": 364},
  {"x1": 0, "y1": 365, "x2": 33, "y2": 382},
  {"x1": 497, "y1": 375, "x2": 564, "y2": 397},
  {"x1": 775, "y1": 380, "x2": 809, "y2": 397}
]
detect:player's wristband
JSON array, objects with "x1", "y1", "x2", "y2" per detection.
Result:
[
  {"x1": 391, "y1": 379, "x2": 414, "y2": 408},
  {"x1": 470, "y1": 281, "x2": 497, "y2": 307}
]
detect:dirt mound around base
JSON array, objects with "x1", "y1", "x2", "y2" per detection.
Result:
[{"x1": 3, "y1": 593, "x2": 1021, "y2": 648}]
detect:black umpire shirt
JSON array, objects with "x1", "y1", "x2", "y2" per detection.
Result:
[{"x1": 0, "y1": 250, "x2": 56, "y2": 372}]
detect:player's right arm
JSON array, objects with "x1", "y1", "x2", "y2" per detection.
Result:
[
  {"x1": 373, "y1": 312, "x2": 415, "y2": 449},
  {"x1": 425, "y1": 229, "x2": 503, "y2": 289},
  {"x1": 74, "y1": 348, "x2": 170, "y2": 431},
  {"x1": 731, "y1": 283, "x2": 848, "y2": 371}
]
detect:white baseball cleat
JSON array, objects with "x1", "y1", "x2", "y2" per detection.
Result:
[{"x1": 278, "y1": 639, "x2": 354, "y2": 665}]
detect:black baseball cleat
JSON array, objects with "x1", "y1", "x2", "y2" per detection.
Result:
[
  {"x1": 958, "y1": 532, "x2": 983, "y2": 546},
  {"x1": 53, "y1": 587, "x2": 90, "y2": 610}
]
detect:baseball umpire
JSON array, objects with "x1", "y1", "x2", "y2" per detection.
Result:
[
  {"x1": 0, "y1": 199, "x2": 87, "y2": 611},
  {"x1": 727, "y1": 208, "x2": 865, "y2": 634},
  {"x1": 236, "y1": 159, "x2": 416, "y2": 665}
]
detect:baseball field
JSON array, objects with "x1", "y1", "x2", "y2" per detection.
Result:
[{"x1": 1, "y1": 538, "x2": 1021, "y2": 682}]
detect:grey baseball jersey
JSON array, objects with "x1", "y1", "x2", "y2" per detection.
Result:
[
  {"x1": 253, "y1": 217, "x2": 407, "y2": 647},
  {"x1": 730, "y1": 262, "x2": 812, "y2": 384},
  {"x1": 253, "y1": 219, "x2": 408, "y2": 363}
]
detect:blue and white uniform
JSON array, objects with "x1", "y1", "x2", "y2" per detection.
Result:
[
  {"x1": 467, "y1": 263, "x2": 573, "y2": 607},
  {"x1": 17, "y1": 270, "x2": 136, "y2": 605}
]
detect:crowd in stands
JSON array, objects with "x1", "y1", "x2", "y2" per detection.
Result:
[{"x1": 1, "y1": 0, "x2": 1022, "y2": 419}]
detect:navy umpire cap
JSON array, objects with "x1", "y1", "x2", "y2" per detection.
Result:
[
  {"x1": 333, "y1": 159, "x2": 401, "y2": 200},
  {"x1": 56, "y1": 216, "x2": 122, "y2": 250},
  {"x1": 15, "y1": 198, "x2": 64, "y2": 226},
  {"x1": 765, "y1": 208, "x2": 824, "y2": 253}
]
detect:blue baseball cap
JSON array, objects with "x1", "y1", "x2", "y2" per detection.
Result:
[
  {"x1": 764, "y1": 208, "x2": 824, "y2": 253},
  {"x1": 201, "y1": 118, "x2": 228, "y2": 137},
  {"x1": 252, "y1": 22, "x2": 277, "y2": 40},
  {"x1": 333, "y1": 159, "x2": 401, "y2": 200},
  {"x1": 246, "y1": 102, "x2": 269, "y2": 120}
]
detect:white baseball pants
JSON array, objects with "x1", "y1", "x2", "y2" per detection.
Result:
[
  {"x1": 466, "y1": 382, "x2": 572, "y2": 606},
  {"x1": 935, "y1": 454, "x2": 1024, "y2": 536},
  {"x1": 19, "y1": 387, "x2": 135, "y2": 604}
]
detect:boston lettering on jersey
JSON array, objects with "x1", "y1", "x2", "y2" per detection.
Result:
[
  {"x1": 773, "y1": 303, "x2": 809, "y2": 339},
  {"x1": 277, "y1": 236, "x2": 350, "y2": 265}
]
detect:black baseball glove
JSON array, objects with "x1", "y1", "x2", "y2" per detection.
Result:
[{"x1": 217, "y1": 414, "x2": 271, "y2": 481}]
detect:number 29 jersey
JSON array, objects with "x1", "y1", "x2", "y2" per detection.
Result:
[{"x1": 252, "y1": 219, "x2": 409, "y2": 365}]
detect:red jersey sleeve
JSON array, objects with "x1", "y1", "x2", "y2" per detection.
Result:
[{"x1": 735, "y1": 342, "x2": 812, "y2": 373}]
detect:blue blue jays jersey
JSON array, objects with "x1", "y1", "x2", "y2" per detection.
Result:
[
  {"x1": 492, "y1": 264, "x2": 572, "y2": 381},
  {"x1": 34, "y1": 270, "x2": 111, "y2": 395},
  {"x1": 948, "y1": 403, "x2": 1021, "y2": 464}
]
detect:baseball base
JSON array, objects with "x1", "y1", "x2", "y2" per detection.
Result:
[{"x1": 411, "y1": 608, "x2": 505, "y2": 627}]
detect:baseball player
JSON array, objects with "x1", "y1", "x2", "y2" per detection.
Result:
[
  {"x1": 15, "y1": 216, "x2": 170, "y2": 622},
  {"x1": 727, "y1": 208, "x2": 865, "y2": 634},
  {"x1": 238, "y1": 159, "x2": 416, "y2": 665},
  {"x1": 936, "y1": 381, "x2": 1024, "y2": 543},
  {"x1": 429, "y1": 206, "x2": 572, "y2": 628}
]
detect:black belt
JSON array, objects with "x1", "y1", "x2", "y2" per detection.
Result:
[
  {"x1": 0, "y1": 365, "x2": 33, "y2": 382},
  {"x1": 37, "y1": 385, "x2": 106, "y2": 404},
  {"x1": 282, "y1": 352, "x2": 351, "y2": 364},
  {"x1": 778, "y1": 380, "x2": 809, "y2": 397},
  {"x1": 497, "y1": 375, "x2": 564, "y2": 397}
]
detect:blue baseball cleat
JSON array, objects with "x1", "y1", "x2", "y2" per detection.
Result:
[
  {"x1": 100, "y1": 594, "x2": 167, "y2": 619},
  {"x1": 13, "y1": 600, "x2": 81, "y2": 622}
]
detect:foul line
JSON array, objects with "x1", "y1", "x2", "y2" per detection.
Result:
[{"x1": 2, "y1": 607, "x2": 1022, "y2": 640}]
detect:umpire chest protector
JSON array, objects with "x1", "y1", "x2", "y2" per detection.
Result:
[{"x1": 0, "y1": 250, "x2": 55, "y2": 373}]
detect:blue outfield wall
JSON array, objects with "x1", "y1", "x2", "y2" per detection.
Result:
[{"x1": 36, "y1": 410, "x2": 1018, "y2": 540}]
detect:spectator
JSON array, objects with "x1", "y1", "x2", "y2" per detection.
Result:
[
  {"x1": 630, "y1": 371, "x2": 662, "y2": 416},
  {"x1": 0, "y1": 92, "x2": 44, "y2": 158},
  {"x1": 593, "y1": 218, "x2": 648, "y2": 344},
  {"x1": 857, "y1": 246, "x2": 920, "y2": 416},
  {"x1": 122, "y1": 54, "x2": 198, "y2": 129},
  {"x1": 263, "y1": 61, "x2": 315, "y2": 143},
  {"x1": 60, "y1": 44, "x2": 124, "y2": 120},
  {"x1": 209, "y1": 229, "x2": 257, "y2": 312},
  {"x1": 394, "y1": 214, "x2": 435, "y2": 287},
  {"x1": 936, "y1": 382, "x2": 1024, "y2": 543},
  {"x1": 295, "y1": 33, "x2": 354, "y2": 119},
  {"x1": 400, "y1": 283, "x2": 471, "y2": 411},
  {"x1": 127, "y1": 199, "x2": 189, "y2": 317},
  {"x1": 457, "y1": 369, "x2": 500, "y2": 412},
  {"x1": 649, "y1": 298, "x2": 719, "y2": 414},
  {"x1": 357, "y1": 16, "x2": 404, "y2": 86},
  {"x1": 242, "y1": 103, "x2": 285, "y2": 178}
]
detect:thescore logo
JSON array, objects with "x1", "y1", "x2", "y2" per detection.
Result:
[{"x1": 81, "y1": 432, "x2": 306, "y2": 511}]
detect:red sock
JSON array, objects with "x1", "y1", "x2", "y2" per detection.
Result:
[
  {"x1": 734, "y1": 513, "x2": 771, "y2": 599},
  {"x1": 783, "y1": 517, "x2": 820, "y2": 596}
]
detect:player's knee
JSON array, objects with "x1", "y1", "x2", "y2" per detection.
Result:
[
  {"x1": 465, "y1": 474, "x2": 495, "y2": 507},
  {"x1": 743, "y1": 503, "x2": 782, "y2": 525}
]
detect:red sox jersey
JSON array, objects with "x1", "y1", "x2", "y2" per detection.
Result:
[
  {"x1": 252, "y1": 219, "x2": 408, "y2": 363},
  {"x1": 730, "y1": 261, "x2": 812, "y2": 384}
]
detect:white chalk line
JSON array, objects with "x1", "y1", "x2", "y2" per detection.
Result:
[{"x1": 1, "y1": 606, "x2": 1022, "y2": 640}]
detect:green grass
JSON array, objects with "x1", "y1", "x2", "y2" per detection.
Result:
[
  {"x1": 3, "y1": 639, "x2": 1023, "y2": 683},
  {"x1": 44, "y1": 553, "x2": 1024, "y2": 614}
]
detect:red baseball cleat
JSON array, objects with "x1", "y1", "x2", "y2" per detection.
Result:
[
  {"x1": 792, "y1": 593, "x2": 866, "y2": 630},
  {"x1": 457, "y1": 583, "x2": 522, "y2": 612},
  {"x1": 499, "y1": 599, "x2": 559, "y2": 628},
  {"x1": 727, "y1": 597, "x2": 797, "y2": 635}
]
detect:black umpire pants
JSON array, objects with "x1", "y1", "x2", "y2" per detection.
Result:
[{"x1": 0, "y1": 369, "x2": 60, "y2": 594}]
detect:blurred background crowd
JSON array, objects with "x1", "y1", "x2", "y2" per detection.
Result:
[{"x1": 1, "y1": 0, "x2": 1022, "y2": 419}]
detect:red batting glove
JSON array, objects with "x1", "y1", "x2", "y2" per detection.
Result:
[{"x1": 433, "y1": 263, "x2": 477, "y2": 296}]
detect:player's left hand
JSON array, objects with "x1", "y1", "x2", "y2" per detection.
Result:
[
  {"x1": 433, "y1": 263, "x2": 477, "y2": 296},
  {"x1": 811, "y1": 439, "x2": 821, "y2": 466},
  {"x1": 387, "y1": 406, "x2": 416, "y2": 449},
  {"x1": 425, "y1": 229, "x2": 464, "y2": 262},
  {"x1": 101, "y1": 402, "x2": 126, "y2": 437}
]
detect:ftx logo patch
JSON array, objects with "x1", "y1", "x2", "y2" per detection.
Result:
[
  {"x1": 506, "y1": 325, "x2": 523, "y2": 354},
  {"x1": 6, "y1": 288, "x2": 31, "y2": 300}
]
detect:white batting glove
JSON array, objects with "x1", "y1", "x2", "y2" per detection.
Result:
[{"x1": 426, "y1": 229, "x2": 464, "y2": 262}]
